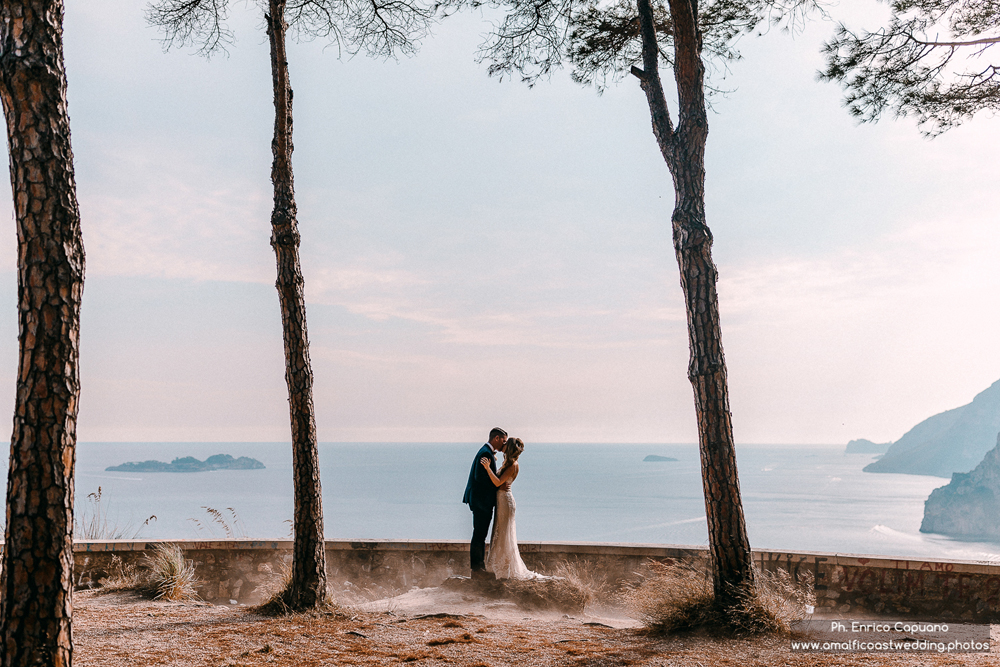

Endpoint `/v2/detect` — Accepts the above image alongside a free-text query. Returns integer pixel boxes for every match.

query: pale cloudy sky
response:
[0,0,996,444]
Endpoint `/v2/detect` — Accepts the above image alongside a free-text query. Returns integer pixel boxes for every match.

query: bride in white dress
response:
[478,437,542,580]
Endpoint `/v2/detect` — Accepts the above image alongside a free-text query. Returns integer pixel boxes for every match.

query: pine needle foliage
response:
[820,0,1000,134]
[437,0,819,92]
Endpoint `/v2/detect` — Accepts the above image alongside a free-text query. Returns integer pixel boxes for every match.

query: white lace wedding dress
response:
[485,486,541,580]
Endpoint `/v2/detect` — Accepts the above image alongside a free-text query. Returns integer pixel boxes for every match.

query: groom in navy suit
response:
[463,427,507,577]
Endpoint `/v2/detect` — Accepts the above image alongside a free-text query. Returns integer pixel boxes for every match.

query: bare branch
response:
[147,0,435,60]
[146,0,236,56]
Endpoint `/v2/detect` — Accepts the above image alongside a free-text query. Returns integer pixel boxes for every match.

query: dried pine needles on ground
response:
[73,590,998,666]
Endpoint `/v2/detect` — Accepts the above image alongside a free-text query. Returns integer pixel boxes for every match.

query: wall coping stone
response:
[63,539,1000,574]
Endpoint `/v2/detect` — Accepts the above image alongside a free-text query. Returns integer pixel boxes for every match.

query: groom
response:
[463,427,507,577]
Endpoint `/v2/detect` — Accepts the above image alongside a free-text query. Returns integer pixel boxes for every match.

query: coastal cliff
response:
[920,433,1000,538]
[864,379,1000,478]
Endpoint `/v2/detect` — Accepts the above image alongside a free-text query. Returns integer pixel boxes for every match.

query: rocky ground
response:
[74,588,1000,666]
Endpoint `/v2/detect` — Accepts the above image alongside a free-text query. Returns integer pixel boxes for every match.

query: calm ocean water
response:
[52,442,1000,562]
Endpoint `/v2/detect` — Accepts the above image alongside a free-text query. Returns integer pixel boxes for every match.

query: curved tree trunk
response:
[634,0,754,608]
[266,0,328,609]
[0,0,84,663]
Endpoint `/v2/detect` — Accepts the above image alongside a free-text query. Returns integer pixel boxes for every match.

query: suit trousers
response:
[470,507,494,571]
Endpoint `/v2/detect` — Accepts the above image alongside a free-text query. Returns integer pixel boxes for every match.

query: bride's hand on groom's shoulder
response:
[479,456,490,468]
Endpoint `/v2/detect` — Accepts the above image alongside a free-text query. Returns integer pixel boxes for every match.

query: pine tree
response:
[439,0,815,610]
[148,0,432,609]
[0,0,85,662]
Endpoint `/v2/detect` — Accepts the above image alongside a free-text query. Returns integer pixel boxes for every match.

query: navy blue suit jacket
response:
[463,443,497,513]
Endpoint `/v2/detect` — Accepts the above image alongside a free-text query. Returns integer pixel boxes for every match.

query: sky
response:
[0,0,997,445]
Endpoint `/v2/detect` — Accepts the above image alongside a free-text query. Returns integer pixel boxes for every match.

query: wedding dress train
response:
[485,487,540,580]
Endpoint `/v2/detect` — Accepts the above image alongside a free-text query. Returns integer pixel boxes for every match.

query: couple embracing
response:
[462,427,541,581]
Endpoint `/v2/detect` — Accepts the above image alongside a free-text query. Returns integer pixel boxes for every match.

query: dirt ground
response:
[74,588,1000,666]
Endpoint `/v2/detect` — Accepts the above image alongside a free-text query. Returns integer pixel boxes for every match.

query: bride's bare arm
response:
[479,457,516,487]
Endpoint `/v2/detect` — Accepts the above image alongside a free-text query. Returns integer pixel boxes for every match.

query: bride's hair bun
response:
[505,437,525,461]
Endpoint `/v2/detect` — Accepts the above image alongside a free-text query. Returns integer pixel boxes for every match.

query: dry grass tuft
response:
[726,567,815,636]
[499,576,589,613]
[140,543,200,601]
[625,560,716,633]
[625,559,813,637]
[552,559,612,606]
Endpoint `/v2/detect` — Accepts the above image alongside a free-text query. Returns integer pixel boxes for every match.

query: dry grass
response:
[498,575,590,613]
[625,560,814,636]
[552,558,613,606]
[140,543,200,601]
[97,555,144,592]
[76,487,156,540]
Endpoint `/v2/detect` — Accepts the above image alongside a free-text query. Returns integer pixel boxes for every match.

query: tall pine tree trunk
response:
[266,0,328,609]
[0,0,84,663]
[635,0,754,607]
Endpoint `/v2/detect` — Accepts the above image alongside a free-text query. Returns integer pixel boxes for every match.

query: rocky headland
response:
[106,454,265,473]
[863,379,1000,478]
[844,439,891,454]
[921,433,1000,538]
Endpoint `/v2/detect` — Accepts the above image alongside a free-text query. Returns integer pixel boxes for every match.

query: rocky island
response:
[863,379,1000,478]
[106,454,265,473]
[643,455,678,462]
[921,433,1000,538]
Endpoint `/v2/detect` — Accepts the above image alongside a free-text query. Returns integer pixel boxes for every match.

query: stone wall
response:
[72,540,1000,621]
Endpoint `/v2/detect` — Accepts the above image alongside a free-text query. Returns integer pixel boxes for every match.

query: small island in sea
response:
[643,454,678,462]
[106,454,265,473]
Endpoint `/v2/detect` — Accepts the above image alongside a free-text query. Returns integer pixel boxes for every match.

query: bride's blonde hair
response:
[499,437,524,476]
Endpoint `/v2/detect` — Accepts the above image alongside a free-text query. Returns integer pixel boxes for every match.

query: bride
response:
[478,437,542,580]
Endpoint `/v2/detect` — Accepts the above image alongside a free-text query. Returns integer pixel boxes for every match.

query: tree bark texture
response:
[266,0,328,609]
[634,0,754,606]
[0,0,84,664]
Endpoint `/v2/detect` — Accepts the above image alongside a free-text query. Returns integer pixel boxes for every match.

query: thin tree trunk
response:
[0,0,84,663]
[266,0,327,609]
[634,0,754,607]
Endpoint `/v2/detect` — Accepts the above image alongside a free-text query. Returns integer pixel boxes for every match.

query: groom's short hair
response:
[489,427,507,441]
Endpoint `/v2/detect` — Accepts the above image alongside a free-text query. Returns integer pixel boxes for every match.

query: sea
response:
[55,442,1000,563]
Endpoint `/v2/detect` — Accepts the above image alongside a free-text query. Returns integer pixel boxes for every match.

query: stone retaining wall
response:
[72,540,1000,621]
